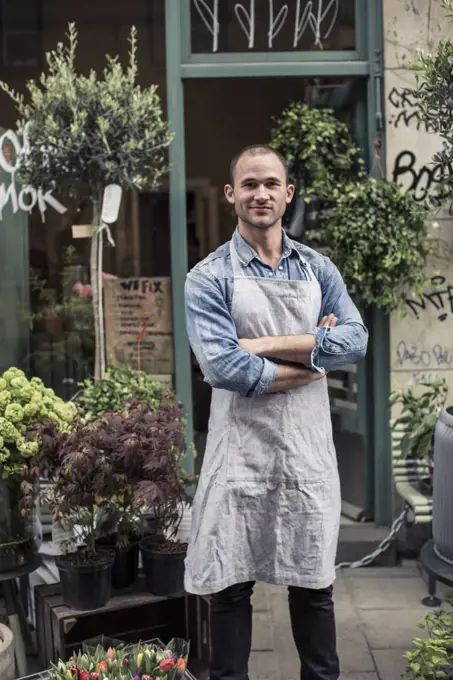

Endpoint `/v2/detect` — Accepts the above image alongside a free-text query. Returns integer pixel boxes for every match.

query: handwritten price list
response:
[104,277,174,374]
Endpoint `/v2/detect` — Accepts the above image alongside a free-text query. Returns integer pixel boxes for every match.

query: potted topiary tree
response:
[0,367,76,572]
[0,23,173,381]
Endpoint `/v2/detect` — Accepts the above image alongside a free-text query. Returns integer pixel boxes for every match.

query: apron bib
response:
[184,238,341,595]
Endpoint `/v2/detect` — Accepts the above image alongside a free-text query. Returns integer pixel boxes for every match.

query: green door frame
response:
[165,0,391,525]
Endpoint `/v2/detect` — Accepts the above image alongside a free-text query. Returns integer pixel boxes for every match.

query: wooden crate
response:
[34,579,209,675]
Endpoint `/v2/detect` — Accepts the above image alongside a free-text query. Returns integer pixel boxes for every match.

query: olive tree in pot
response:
[0,23,172,381]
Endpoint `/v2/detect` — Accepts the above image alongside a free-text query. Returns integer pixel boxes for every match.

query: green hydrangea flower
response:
[10,377,28,390]
[0,367,77,480]
[23,402,39,418]
[5,403,24,423]
[3,368,25,384]
[0,417,21,444]
[17,439,39,457]
[0,448,10,463]
[0,391,12,410]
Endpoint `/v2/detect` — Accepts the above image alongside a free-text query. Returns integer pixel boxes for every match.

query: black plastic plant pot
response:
[82,634,126,654]
[0,479,36,572]
[140,537,187,596]
[56,550,115,611]
[0,536,34,572]
[96,534,140,589]
[112,542,139,589]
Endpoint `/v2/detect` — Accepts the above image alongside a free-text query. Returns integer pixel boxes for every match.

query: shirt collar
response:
[232,226,298,266]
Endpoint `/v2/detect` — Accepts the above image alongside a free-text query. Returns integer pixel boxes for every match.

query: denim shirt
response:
[185,228,368,398]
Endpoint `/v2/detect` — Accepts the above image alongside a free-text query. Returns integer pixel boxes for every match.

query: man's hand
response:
[319,314,338,328]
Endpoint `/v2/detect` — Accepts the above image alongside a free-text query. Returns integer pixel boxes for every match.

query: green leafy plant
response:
[389,378,448,461]
[323,178,432,312]
[75,365,167,423]
[408,0,453,207]
[404,602,453,679]
[0,367,76,480]
[270,102,364,200]
[0,23,173,380]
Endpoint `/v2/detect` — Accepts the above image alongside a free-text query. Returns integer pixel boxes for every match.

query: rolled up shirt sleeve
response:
[185,268,278,397]
[309,257,369,372]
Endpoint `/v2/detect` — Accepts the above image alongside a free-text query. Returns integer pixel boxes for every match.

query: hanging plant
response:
[0,23,173,380]
[323,178,432,312]
[270,101,365,200]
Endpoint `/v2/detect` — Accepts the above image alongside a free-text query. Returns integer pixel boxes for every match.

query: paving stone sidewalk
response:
[249,560,450,680]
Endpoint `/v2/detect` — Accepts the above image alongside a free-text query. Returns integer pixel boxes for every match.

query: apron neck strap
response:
[229,237,246,277]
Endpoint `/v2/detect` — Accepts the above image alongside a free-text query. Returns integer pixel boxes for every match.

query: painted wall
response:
[384,0,453,396]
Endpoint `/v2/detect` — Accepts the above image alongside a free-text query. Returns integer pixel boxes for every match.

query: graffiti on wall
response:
[387,87,434,132]
[405,275,453,321]
[388,86,452,210]
[392,150,452,204]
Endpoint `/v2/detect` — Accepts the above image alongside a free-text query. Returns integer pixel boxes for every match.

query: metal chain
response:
[335,505,409,570]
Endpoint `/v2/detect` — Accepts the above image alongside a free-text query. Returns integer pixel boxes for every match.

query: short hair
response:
[229,144,289,185]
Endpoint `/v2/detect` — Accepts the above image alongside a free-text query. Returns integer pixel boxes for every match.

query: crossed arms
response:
[184,258,368,398]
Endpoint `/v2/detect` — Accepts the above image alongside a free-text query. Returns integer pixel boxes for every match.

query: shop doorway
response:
[183,76,369,519]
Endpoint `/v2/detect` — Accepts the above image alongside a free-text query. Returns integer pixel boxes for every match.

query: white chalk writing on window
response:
[191,0,341,52]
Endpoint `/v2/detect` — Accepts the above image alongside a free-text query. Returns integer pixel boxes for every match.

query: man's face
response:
[225,152,295,230]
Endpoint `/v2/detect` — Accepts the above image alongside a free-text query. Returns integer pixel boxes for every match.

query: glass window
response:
[0,0,169,398]
[190,0,356,53]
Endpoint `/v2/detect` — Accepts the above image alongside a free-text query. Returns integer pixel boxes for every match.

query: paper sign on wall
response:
[104,277,174,374]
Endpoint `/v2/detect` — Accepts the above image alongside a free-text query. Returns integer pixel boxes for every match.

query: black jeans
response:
[209,581,339,680]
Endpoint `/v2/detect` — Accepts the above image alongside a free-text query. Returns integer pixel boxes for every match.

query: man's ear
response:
[286,184,296,203]
[224,184,235,204]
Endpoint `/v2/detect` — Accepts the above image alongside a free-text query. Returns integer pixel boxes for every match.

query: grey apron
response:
[184,238,341,595]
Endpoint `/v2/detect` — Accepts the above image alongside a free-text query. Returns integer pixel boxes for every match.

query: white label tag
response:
[101,184,122,224]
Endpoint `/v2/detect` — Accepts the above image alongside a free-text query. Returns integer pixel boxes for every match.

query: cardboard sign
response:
[104,277,174,373]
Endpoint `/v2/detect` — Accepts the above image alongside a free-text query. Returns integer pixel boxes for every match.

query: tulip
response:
[97,660,107,672]
[106,647,116,660]
[160,658,176,672]
[89,674,100,680]
[143,675,153,680]
[80,671,90,680]
[137,652,144,667]
[177,657,187,675]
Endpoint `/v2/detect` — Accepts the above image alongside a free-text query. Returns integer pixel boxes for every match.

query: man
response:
[184,144,368,680]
